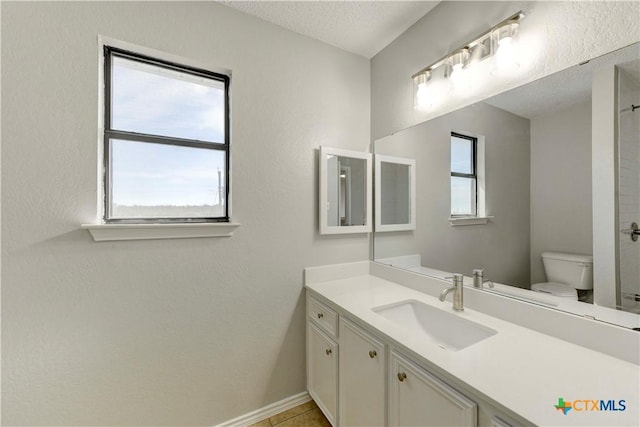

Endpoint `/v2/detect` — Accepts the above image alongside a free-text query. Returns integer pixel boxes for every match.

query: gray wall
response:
[1,2,370,425]
[592,66,618,308]
[375,103,531,287]
[530,101,593,283]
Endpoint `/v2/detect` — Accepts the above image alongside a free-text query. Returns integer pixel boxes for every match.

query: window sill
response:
[81,222,241,242]
[449,216,494,226]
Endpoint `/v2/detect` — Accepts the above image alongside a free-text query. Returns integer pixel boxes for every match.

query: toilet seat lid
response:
[531,282,577,298]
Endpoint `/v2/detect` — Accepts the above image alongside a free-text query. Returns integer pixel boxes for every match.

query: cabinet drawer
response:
[308,296,338,337]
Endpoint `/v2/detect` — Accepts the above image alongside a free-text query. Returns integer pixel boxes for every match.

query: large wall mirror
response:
[319,146,372,234]
[373,42,640,329]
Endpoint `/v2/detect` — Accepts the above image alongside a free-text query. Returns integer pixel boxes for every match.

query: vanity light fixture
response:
[412,11,524,110]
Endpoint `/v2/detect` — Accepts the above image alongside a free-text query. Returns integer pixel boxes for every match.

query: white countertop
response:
[306,274,640,427]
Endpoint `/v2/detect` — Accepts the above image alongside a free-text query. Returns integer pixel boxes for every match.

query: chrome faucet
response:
[440,273,464,311]
[472,269,494,289]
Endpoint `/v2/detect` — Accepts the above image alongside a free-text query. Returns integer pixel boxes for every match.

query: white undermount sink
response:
[372,299,497,351]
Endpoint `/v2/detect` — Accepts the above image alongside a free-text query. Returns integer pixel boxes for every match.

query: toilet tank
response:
[541,251,593,290]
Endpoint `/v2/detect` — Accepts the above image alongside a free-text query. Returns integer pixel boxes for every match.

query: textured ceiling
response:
[219,1,440,58]
[486,43,640,120]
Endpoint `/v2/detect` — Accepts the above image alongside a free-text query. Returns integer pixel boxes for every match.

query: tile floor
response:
[248,400,330,427]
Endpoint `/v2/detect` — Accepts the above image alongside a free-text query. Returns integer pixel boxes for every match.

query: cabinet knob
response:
[325,349,332,356]
[397,372,407,382]
[317,313,324,319]
[369,350,377,359]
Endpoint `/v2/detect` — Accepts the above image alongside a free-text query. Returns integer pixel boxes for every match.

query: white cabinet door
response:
[308,322,338,425]
[389,351,477,427]
[339,319,386,426]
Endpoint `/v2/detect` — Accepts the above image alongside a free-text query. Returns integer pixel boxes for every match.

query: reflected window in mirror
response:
[451,133,478,216]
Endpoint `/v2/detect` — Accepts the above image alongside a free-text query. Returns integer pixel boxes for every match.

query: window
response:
[103,46,230,223]
[450,132,477,216]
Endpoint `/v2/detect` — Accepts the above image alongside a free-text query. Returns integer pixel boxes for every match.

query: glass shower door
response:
[617,66,640,314]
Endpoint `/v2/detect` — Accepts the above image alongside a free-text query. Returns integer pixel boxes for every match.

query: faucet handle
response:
[444,273,464,285]
[484,279,495,288]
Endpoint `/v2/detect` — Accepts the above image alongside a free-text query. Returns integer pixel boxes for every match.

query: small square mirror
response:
[375,154,416,232]
[319,147,372,234]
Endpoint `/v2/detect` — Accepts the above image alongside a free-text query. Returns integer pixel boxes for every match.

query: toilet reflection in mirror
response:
[531,252,593,302]
[319,147,372,235]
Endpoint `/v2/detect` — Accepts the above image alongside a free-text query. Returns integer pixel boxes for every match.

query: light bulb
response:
[414,71,437,110]
[491,20,520,76]
[495,37,519,72]
[416,82,430,108]
[449,64,465,85]
[446,48,470,92]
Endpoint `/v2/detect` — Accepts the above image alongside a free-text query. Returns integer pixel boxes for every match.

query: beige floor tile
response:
[273,408,330,427]
[269,400,317,425]
[248,419,272,427]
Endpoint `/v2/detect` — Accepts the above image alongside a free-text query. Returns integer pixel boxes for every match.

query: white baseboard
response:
[215,391,312,427]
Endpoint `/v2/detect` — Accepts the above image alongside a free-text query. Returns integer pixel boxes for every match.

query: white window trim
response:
[82,36,239,241]
[82,222,241,242]
[449,216,494,226]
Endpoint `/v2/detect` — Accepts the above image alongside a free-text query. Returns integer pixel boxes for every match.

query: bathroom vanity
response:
[305,261,640,427]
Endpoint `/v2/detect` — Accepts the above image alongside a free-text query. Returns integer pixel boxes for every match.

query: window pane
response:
[110,139,226,219]
[451,135,473,174]
[451,176,476,216]
[111,56,226,143]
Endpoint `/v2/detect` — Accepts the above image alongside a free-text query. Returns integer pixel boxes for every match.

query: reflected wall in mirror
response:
[373,43,640,329]
[319,146,372,234]
[375,154,416,232]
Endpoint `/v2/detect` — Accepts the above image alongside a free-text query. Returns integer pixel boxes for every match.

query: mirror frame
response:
[319,146,372,235]
[374,154,416,232]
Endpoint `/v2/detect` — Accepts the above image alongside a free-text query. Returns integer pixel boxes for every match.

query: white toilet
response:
[531,251,593,301]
